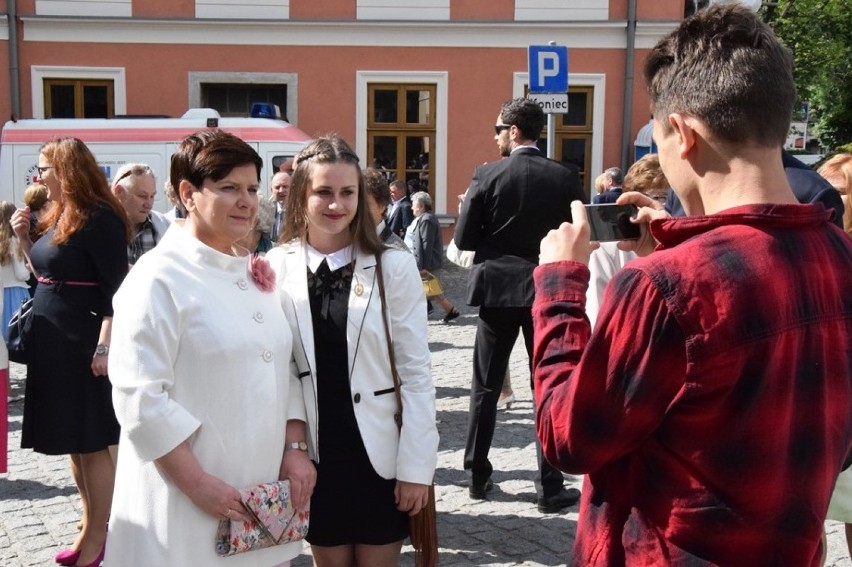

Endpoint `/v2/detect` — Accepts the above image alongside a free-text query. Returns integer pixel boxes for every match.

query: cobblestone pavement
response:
[2,263,851,566]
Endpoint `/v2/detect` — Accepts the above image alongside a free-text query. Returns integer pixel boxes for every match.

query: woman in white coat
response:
[266,135,438,567]
[105,130,315,566]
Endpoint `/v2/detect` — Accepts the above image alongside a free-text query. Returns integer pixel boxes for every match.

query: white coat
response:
[267,242,438,485]
[106,224,303,566]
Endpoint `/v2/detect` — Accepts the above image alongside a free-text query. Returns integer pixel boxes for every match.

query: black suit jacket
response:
[454,147,585,307]
[387,195,414,238]
[593,187,623,204]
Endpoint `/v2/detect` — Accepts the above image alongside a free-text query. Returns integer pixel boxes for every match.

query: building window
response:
[367,84,436,196]
[44,78,114,118]
[201,83,288,119]
[188,72,298,124]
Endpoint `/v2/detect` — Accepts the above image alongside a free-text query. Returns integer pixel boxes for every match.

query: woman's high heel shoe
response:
[496,392,515,410]
[54,548,80,566]
[74,543,105,567]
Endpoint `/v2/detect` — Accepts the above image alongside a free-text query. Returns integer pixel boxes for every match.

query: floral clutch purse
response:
[215,480,310,556]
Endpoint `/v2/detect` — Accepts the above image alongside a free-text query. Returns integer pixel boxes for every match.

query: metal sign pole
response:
[547,113,556,160]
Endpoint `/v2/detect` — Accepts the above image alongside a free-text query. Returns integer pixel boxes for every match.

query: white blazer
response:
[266,241,439,485]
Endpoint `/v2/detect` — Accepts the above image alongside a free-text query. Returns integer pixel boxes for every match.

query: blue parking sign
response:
[528,45,569,94]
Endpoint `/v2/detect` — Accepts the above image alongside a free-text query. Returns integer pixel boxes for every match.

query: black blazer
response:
[387,195,414,238]
[454,147,585,307]
[593,187,623,204]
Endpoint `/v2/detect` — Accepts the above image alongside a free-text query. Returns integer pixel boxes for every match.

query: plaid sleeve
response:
[532,261,688,474]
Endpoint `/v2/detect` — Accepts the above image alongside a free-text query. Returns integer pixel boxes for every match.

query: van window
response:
[271,155,294,173]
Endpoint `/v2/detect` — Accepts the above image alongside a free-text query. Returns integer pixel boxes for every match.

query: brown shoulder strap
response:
[375,252,403,430]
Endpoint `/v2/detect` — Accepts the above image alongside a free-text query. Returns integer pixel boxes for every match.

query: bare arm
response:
[156,440,249,521]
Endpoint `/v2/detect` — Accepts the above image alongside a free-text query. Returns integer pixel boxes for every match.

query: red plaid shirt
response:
[533,204,852,566]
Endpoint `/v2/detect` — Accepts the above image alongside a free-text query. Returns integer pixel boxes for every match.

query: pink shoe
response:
[74,543,105,567]
[54,549,80,566]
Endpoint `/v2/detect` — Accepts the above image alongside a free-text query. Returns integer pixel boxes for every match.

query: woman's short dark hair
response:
[363,168,392,208]
[170,130,263,202]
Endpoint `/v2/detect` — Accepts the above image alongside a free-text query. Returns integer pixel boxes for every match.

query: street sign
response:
[528,93,569,114]
[528,45,569,94]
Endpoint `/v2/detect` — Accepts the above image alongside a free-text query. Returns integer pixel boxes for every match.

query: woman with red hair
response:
[11,137,129,567]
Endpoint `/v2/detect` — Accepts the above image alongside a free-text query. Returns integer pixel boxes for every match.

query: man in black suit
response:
[592,167,624,204]
[454,97,586,513]
[386,179,414,238]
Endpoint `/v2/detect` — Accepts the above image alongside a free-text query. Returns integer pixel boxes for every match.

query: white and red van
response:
[0,108,311,209]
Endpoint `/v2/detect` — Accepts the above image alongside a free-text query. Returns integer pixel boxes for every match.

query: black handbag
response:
[7,297,34,364]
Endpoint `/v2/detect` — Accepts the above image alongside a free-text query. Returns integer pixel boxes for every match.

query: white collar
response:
[305,243,354,273]
[511,143,539,154]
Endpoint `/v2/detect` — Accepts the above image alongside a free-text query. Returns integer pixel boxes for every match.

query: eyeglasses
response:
[36,166,53,176]
[494,124,512,136]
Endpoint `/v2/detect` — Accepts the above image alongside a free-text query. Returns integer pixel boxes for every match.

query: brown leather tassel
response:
[409,484,438,567]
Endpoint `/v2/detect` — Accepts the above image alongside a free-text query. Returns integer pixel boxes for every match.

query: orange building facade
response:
[0,0,682,226]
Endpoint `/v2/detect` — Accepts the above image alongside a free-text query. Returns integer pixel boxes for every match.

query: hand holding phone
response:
[584,204,640,242]
[539,201,597,266]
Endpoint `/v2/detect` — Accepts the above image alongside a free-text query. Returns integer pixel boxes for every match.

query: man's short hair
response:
[500,97,546,141]
[112,163,154,190]
[363,168,392,208]
[643,4,795,148]
[605,167,624,185]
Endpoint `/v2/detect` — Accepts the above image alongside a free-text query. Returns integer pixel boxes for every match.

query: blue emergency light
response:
[250,103,282,119]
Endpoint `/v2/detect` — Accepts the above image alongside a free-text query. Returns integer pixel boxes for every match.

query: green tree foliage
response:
[761,0,852,150]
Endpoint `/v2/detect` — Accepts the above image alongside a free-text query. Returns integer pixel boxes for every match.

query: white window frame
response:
[513,72,605,182]
[31,66,126,119]
[356,71,448,214]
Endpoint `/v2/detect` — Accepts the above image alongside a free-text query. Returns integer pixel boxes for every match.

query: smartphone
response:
[584,204,641,242]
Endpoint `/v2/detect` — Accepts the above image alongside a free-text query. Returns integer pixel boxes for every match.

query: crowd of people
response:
[1,4,852,567]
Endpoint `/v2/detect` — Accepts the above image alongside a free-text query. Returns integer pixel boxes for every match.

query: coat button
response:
[237,278,248,290]
[253,312,264,323]
[353,393,361,403]
[262,350,273,362]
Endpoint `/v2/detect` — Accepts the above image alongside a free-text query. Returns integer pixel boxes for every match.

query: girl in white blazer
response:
[266,135,438,567]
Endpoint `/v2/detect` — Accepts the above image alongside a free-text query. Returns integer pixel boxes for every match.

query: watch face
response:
[96,345,109,355]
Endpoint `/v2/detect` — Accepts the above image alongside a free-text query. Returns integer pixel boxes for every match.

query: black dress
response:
[21,206,128,455]
[305,260,408,546]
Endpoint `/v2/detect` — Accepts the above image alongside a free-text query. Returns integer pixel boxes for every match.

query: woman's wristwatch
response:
[94,344,110,356]
[285,441,308,452]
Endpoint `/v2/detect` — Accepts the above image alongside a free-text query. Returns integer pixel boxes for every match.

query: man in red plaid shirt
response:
[532,5,852,566]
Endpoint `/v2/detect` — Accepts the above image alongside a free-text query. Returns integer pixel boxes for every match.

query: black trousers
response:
[463,305,565,498]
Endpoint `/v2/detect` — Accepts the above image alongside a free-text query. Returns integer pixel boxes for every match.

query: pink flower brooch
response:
[249,254,276,293]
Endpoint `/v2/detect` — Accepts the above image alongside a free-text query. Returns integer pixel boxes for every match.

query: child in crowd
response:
[0,201,31,340]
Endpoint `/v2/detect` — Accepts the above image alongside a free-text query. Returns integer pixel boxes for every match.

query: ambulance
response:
[0,108,312,210]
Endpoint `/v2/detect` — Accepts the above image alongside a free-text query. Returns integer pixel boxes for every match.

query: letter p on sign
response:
[528,45,569,94]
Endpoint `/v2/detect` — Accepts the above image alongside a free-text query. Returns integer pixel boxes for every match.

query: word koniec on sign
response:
[528,93,569,114]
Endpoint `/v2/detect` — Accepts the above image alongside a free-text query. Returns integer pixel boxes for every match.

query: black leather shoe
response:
[537,487,581,513]
[469,479,494,500]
